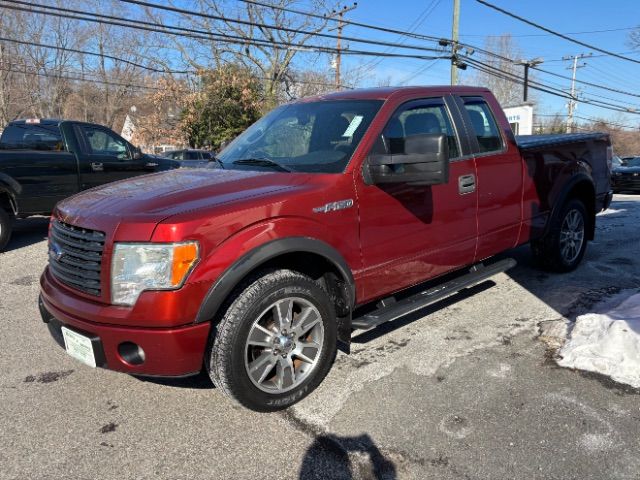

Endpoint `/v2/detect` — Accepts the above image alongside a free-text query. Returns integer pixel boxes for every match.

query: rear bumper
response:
[39,291,211,377]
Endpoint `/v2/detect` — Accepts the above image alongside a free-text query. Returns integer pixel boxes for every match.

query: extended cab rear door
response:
[356,95,479,302]
[453,94,523,261]
[75,124,151,188]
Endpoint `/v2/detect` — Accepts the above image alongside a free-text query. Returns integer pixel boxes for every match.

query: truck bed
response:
[516,132,609,151]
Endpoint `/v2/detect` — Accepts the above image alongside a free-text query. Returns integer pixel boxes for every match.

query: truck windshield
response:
[217,100,383,173]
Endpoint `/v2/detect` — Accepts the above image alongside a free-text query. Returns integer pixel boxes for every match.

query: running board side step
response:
[351,258,517,331]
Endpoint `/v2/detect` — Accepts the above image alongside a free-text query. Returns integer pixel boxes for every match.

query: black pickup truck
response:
[0,119,179,250]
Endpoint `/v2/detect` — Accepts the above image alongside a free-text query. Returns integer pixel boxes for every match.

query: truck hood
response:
[55,168,307,233]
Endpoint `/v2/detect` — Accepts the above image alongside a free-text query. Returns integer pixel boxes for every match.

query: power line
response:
[0,36,191,74]
[533,65,640,99]
[117,0,445,55]
[468,47,640,101]
[238,0,445,44]
[4,0,636,118]
[354,0,442,76]
[545,51,640,62]
[0,65,161,90]
[0,1,448,63]
[573,115,639,130]
[460,26,638,38]
[235,0,640,105]
[461,56,640,114]
[475,0,640,65]
[2,62,351,92]
[399,59,439,85]
[535,113,639,130]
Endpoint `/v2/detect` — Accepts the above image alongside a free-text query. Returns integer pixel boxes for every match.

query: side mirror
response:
[133,147,143,160]
[366,133,450,186]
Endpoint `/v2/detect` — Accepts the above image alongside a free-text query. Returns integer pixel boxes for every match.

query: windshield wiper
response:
[232,157,292,172]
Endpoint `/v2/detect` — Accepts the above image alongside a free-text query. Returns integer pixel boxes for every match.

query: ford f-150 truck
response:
[39,86,613,411]
[0,119,179,250]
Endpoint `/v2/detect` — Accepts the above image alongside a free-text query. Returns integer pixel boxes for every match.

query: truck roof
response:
[299,85,492,103]
[8,118,63,126]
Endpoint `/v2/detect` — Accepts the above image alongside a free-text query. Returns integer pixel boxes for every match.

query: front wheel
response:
[531,199,588,272]
[207,269,337,412]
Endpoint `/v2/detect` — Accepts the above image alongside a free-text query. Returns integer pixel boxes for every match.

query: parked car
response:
[612,156,640,193]
[612,155,625,168]
[39,86,612,411]
[0,119,180,250]
[163,149,218,168]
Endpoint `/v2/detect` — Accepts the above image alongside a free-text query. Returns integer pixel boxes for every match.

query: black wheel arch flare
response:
[194,237,356,332]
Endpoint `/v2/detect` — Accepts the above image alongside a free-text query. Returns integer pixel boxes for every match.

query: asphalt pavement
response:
[1,195,640,480]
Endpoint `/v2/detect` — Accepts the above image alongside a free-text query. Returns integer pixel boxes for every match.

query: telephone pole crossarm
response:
[515,57,543,102]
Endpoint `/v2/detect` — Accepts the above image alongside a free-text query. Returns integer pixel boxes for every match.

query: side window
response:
[81,127,129,159]
[379,100,460,159]
[462,97,503,154]
[186,151,200,160]
[0,124,65,151]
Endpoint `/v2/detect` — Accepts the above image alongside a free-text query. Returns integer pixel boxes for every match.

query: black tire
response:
[207,269,337,412]
[531,199,588,272]
[0,207,12,252]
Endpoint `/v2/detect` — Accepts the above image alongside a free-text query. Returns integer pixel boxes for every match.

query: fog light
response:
[118,342,145,365]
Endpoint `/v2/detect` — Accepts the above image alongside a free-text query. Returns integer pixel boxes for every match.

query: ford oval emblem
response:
[50,242,64,261]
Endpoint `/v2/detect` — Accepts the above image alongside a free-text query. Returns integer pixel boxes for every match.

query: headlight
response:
[111,242,199,306]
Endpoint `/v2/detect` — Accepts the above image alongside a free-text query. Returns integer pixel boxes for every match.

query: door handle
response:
[458,174,476,194]
[90,162,104,172]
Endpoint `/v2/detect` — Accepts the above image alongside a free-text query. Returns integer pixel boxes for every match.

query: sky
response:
[325,0,640,127]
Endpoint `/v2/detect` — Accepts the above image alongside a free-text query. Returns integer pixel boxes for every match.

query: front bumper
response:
[39,279,211,377]
[612,175,640,192]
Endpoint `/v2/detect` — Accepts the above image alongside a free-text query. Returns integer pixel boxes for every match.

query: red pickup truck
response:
[39,86,612,411]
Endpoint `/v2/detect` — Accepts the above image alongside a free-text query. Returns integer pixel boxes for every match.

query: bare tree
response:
[583,117,640,156]
[464,34,535,106]
[151,0,337,108]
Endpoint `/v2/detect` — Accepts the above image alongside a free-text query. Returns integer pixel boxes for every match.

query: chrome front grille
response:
[48,220,105,296]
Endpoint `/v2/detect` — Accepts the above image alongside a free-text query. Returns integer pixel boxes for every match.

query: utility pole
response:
[563,53,591,133]
[330,3,357,89]
[450,0,460,85]
[515,58,543,102]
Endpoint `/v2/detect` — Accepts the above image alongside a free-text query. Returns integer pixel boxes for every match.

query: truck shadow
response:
[134,370,215,389]
[4,217,50,252]
[299,433,396,480]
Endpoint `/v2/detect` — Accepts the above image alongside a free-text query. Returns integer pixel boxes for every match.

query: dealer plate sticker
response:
[61,327,96,368]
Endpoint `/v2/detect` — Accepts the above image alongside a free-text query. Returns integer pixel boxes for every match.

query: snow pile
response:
[558,293,640,388]
[596,208,625,217]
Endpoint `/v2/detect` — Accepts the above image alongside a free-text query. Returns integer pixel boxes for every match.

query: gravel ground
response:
[1,195,640,480]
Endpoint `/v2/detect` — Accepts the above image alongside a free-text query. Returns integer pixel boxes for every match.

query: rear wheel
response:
[531,199,588,272]
[0,207,12,252]
[207,269,337,412]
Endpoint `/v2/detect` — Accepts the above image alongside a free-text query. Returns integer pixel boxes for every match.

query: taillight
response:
[606,146,613,172]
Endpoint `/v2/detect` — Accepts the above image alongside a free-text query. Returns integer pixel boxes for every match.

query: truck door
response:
[356,97,478,303]
[454,95,523,260]
[76,124,150,189]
